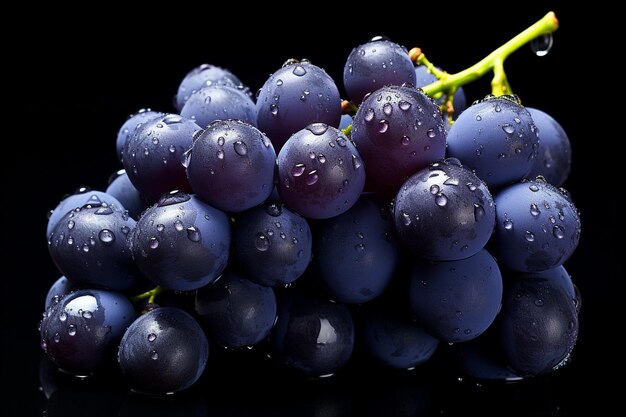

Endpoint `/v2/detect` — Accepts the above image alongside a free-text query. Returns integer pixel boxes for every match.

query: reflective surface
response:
[4,5,617,416]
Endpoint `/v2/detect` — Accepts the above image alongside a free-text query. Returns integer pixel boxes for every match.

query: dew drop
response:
[398,100,412,111]
[216,149,225,160]
[474,204,485,221]
[503,219,514,230]
[233,140,248,156]
[495,104,502,112]
[401,135,410,145]
[68,325,77,336]
[276,79,283,86]
[426,128,436,138]
[530,203,541,217]
[255,233,270,251]
[529,184,539,192]
[429,184,440,195]
[378,120,389,133]
[98,229,115,244]
[82,310,92,319]
[149,237,159,249]
[466,183,477,191]
[174,220,184,231]
[59,312,67,322]
[308,123,329,135]
[352,154,362,169]
[270,104,279,116]
[292,65,307,76]
[444,177,459,186]
[355,243,366,252]
[306,171,319,185]
[531,33,553,57]
[217,136,225,146]
[475,115,482,121]
[382,103,393,116]
[82,244,90,252]
[67,220,75,230]
[186,226,201,242]
[291,163,306,177]
[525,231,535,242]
[433,193,448,207]
[156,224,165,232]
[151,351,159,360]
[552,225,565,239]
[148,333,157,342]
[502,124,515,134]
[534,299,544,307]
[400,211,411,226]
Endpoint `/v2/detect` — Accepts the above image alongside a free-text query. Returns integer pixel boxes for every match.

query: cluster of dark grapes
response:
[41,36,580,395]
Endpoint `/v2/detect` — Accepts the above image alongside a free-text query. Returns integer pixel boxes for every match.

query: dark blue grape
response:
[446,96,539,189]
[526,107,571,186]
[233,202,312,287]
[414,65,467,115]
[394,159,495,261]
[256,61,341,151]
[409,249,503,343]
[48,205,142,292]
[116,109,162,162]
[130,192,231,291]
[360,306,439,369]
[271,290,354,377]
[351,85,446,195]
[106,170,147,219]
[343,38,416,103]
[276,123,365,219]
[492,180,581,272]
[175,63,245,111]
[186,120,276,212]
[123,114,199,202]
[40,289,136,374]
[314,194,399,304]
[180,85,256,128]
[118,307,209,394]
[47,188,124,236]
[497,266,579,376]
[195,271,277,348]
[44,276,75,310]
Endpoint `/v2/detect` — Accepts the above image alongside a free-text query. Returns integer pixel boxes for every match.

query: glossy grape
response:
[394,159,495,260]
[40,289,136,373]
[492,179,581,272]
[446,96,539,189]
[106,170,146,219]
[351,85,446,195]
[130,192,231,291]
[409,249,503,343]
[343,37,416,103]
[195,271,277,349]
[233,202,312,287]
[314,194,399,303]
[123,114,199,202]
[175,63,245,111]
[48,205,142,292]
[256,61,341,151]
[118,307,209,394]
[44,276,75,310]
[116,109,162,162]
[186,120,275,212]
[276,123,365,219]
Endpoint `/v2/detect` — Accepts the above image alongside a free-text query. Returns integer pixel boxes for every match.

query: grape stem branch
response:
[132,286,163,304]
[411,11,559,99]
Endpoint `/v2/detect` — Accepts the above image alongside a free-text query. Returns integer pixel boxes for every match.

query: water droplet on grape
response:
[98,229,115,244]
[67,220,75,230]
[186,226,201,242]
[255,233,270,251]
[383,103,392,116]
[553,225,565,239]
[430,184,440,195]
[292,164,306,177]
[306,171,319,185]
[399,100,412,111]
[378,120,389,133]
[270,104,279,116]
[151,351,159,360]
[401,136,410,145]
[148,333,157,342]
[292,65,307,76]
[400,211,411,226]
[531,33,553,57]
[68,325,77,336]
[503,219,513,230]
[149,237,159,249]
[525,231,535,242]
[474,204,485,221]
[233,140,248,156]
[502,124,515,134]
[435,193,448,207]
[530,204,541,217]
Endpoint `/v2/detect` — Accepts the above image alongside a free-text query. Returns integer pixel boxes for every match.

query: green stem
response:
[421,11,559,98]
[132,286,164,304]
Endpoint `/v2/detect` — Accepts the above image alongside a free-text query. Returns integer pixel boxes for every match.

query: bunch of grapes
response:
[40,12,581,394]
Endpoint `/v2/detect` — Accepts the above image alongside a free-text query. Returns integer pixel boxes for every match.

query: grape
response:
[343,37,416,103]
[496,266,579,376]
[116,109,162,162]
[48,204,142,292]
[123,114,199,202]
[256,61,341,151]
[118,307,209,394]
[195,271,277,349]
[47,187,125,237]
[106,169,147,219]
[360,306,439,369]
[526,107,572,186]
[40,289,136,374]
[492,179,581,272]
[351,85,446,195]
[175,63,245,111]
[394,159,496,261]
[409,249,503,343]
[186,120,276,212]
[180,84,256,128]
[446,95,540,189]
[414,65,467,114]
[129,192,231,291]
[44,276,75,310]
[314,194,399,304]
[276,123,365,219]
[271,290,354,377]
[233,202,312,287]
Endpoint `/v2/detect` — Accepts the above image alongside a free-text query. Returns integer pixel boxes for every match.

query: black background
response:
[3,4,620,416]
